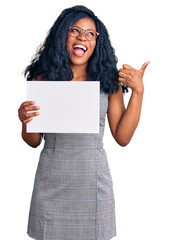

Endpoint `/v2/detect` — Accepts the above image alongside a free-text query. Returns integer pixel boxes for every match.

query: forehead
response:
[72,17,96,30]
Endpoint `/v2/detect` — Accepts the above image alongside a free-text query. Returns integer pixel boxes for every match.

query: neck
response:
[70,63,88,81]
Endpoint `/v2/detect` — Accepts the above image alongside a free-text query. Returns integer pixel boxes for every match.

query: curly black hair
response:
[24,5,128,94]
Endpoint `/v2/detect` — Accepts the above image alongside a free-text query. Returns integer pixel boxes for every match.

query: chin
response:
[70,57,89,66]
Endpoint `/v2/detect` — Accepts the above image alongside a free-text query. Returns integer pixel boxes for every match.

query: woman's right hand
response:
[18,101,40,124]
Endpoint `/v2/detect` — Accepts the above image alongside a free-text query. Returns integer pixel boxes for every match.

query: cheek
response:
[89,43,96,55]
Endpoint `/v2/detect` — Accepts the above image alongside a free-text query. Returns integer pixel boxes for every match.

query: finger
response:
[19,111,39,123]
[24,106,40,112]
[139,61,150,73]
[23,117,34,124]
[122,64,135,70]
[119,71,127,78]
[18,101,36,112]
[118,77,127,85]
[19,107,39,119]
[25,112,39,118]
[119,68,132,74]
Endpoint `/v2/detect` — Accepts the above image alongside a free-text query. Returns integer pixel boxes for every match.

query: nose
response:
[77,29,87,41]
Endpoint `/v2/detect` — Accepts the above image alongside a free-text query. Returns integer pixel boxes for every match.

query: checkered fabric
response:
[27,91,116,240]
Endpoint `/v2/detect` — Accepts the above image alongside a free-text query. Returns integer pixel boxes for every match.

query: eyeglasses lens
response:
[69,26,97,40]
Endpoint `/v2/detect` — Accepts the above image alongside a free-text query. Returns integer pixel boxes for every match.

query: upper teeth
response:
[73,45,87,51]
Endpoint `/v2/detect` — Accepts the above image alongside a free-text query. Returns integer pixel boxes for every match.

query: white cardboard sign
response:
[26,81,100,133]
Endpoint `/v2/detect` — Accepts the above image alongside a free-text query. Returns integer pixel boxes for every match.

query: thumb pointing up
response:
[139,61,151,74]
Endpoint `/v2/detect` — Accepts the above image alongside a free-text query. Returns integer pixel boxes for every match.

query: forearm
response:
[22,123,42,148]
[115,91,144,146]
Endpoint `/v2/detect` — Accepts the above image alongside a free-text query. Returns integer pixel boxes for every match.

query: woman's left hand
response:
[118,61,150,94]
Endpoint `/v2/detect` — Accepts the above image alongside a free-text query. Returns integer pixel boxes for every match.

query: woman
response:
[18,5,150,240]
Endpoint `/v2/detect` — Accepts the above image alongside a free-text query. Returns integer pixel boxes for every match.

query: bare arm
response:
[107,61,150,147]
[21,122,42,148]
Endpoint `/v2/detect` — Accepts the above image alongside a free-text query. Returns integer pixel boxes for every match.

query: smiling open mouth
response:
[72,44,88,57]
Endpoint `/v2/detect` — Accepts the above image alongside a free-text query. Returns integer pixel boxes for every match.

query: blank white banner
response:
[26,81,100,133]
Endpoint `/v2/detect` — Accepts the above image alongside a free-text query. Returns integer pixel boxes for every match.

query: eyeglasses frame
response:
[68,26,99,41]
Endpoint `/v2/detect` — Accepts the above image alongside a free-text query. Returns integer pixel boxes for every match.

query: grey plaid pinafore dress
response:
[27,90,116,240]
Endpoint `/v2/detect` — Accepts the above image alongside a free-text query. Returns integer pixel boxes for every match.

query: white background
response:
[0,0,168,239]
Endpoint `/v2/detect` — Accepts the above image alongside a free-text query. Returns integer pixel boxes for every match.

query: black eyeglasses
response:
[68,26,99,41]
